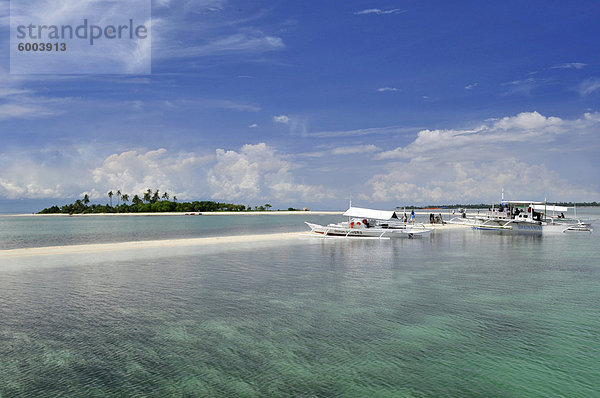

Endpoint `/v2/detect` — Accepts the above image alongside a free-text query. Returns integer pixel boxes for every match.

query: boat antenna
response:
[544,197,547,222]
[501,187,504,203]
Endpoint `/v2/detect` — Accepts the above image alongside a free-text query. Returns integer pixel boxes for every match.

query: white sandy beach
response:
[0,232,304,258]
[6,211,344,217]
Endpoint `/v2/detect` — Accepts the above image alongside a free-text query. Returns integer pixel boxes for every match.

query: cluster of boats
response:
[447,200,593,233]
[305,199,593,239]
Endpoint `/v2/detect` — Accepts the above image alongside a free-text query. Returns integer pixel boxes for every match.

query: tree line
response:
[38,189,289,214]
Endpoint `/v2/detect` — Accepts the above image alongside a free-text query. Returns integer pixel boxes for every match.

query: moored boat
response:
[305,206,433,238]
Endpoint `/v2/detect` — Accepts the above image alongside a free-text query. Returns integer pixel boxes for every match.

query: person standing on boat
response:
[410,210,415,223]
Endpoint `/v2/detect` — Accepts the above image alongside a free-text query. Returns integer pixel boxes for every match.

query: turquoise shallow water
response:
[0,213,342,250]
[0,212,599,396]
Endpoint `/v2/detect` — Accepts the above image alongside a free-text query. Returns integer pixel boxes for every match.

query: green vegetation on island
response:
[38,189,302,214]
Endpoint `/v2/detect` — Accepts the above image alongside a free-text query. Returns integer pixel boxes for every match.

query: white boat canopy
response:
[532,204,569,212]
[343,207,399,220]
[502,200,544,205]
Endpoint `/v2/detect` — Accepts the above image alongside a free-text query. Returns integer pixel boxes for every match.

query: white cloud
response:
[578,78,600,96]
[377,111,566,160]
[249,123,258,128]
[355,8,405,15]
[500,78,545,96]
[309,125,418,138]
[365,111,600,204]
[0,148,89,199]
[0,88,32,97]
[0,104,44,120]
[162,32,285,59]
[331,145,380,155]
[552,62,586,69]
[0,144,334,204]
[207,143,332,202]
[273,115,290,124]
[0,69,59,121]
[195,33,284,55]
[91,148,213,200]
[363,158,598,204]
[10,0,152,74]
[464,83,478,90]
[377,87,398,92]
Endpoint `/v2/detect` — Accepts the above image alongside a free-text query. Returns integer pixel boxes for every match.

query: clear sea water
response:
[0,210,599,397]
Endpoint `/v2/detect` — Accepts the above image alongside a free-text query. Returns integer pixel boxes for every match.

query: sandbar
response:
[0,232,303,258]
[0,223,470,259]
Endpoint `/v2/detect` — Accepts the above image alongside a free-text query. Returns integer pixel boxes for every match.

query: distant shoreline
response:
[2,211,344,217]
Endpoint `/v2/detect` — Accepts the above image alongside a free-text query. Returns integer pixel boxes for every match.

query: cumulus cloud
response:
[377,111,566,160]
[363,158,598,204]
[0,147,215,200]
[365,111,600,204]
[207,143,333,202]
[91,148,213,200]
[377,87,398,92]
[0,144,335,205]
[0,148,89,199]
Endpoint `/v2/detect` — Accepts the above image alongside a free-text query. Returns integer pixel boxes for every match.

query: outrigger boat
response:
[448,199,593,233]
[305,206,433,239]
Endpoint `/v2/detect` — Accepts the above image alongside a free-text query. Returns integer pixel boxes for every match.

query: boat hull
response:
[451,218,592,234]
[305,222,432,238]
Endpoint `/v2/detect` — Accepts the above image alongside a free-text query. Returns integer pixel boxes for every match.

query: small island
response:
[38,189,302,214]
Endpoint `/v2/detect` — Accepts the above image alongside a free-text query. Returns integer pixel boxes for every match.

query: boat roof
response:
[502,200,544,205]
[532,204,569,212]
[343,207,399,220]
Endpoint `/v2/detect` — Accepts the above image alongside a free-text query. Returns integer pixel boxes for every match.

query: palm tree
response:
[83,194,90,206]
[152,190,160,203]
[108,191,113,207]
[162,191,170,201]
[144,189,152,203]
[121,194,129,204]
[132,195,142,205]
[173,195,177,202]
[116,190,122,206]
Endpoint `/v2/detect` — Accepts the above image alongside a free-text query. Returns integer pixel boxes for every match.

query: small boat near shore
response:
[448,200,593,234]
[305,206,433,239]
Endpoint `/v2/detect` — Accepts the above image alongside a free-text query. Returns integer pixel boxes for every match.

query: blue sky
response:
[1,0,600,212]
